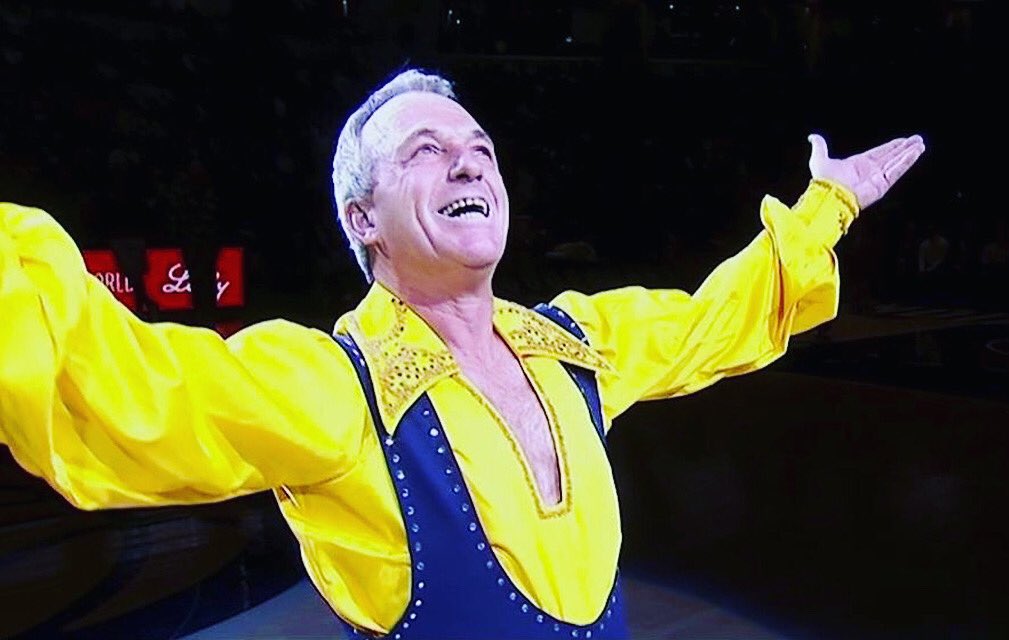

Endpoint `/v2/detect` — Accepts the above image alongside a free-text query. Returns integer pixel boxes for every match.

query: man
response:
[0,69,924,639]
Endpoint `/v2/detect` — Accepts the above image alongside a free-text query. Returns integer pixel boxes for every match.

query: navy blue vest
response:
[331,303,628,640]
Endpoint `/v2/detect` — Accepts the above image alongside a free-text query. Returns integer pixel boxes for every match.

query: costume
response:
[0,179,857,637]
[327,305,628,639]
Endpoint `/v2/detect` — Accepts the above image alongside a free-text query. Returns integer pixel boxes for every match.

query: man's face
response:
[354,91,509,286]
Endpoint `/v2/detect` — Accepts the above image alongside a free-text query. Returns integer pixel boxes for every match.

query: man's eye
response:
[416,144,439,156]
[475,146,493,158]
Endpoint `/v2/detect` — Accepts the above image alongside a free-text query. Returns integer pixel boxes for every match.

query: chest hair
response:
[457,344,561,505]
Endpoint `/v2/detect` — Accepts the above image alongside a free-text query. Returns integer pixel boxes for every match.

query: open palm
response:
[808,134,925,210]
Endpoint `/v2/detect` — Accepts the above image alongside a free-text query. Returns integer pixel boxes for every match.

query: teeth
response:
[438,197,489,218]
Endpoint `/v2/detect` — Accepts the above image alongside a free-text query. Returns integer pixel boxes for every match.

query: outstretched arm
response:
[0,203,367,509]
[555,134,925,427]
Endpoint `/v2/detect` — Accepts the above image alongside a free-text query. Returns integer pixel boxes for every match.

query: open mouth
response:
[437,197,490,219]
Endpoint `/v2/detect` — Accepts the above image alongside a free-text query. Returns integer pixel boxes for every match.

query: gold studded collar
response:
[332,283,612,433]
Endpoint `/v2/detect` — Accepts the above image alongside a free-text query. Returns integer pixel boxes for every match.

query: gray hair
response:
[332,69,456,282]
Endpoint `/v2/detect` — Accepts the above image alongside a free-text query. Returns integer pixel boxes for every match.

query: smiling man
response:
[0,69,924,639]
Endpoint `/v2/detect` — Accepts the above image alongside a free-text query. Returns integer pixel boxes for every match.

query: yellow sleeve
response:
[0,203,369,509]
[552,179,859,425]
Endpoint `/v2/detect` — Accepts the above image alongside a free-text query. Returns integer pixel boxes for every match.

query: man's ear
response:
[346,201,378,246]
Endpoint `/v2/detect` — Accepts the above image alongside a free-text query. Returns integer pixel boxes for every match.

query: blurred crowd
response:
[0,0,1001,327]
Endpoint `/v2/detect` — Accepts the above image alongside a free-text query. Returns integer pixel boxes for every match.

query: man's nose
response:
[448,149,483,182]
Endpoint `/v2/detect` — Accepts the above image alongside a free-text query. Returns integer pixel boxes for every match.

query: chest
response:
[469,361,549,434]
[459,352,561,503]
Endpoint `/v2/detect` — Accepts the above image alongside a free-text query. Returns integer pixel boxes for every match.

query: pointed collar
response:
[333,282,611,433]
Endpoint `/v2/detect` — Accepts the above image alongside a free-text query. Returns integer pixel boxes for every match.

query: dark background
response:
[1,1,1006,638]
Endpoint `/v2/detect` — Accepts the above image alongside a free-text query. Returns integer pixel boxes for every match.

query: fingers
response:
[867,134,925,163]
[865,137,907,161]
[882,143,925,183]
[808,134,829,161]
[863,138,925,208]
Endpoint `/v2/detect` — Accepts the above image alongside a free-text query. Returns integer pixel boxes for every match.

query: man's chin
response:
[436,256,500,286]
[461,252,503,273]
[443,243,503,272]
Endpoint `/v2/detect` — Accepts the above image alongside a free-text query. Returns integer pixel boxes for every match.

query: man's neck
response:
[375,274,498,364]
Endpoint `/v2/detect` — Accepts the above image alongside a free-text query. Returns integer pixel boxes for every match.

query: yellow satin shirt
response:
[0,179,857,634]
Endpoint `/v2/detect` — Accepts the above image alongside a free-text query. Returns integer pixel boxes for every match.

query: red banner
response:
[83,247,245,311]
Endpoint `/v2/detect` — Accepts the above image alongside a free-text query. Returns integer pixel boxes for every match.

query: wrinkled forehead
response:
[361,91,484,158]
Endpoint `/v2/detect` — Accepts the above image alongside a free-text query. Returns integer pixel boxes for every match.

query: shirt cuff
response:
[791,179,861,248]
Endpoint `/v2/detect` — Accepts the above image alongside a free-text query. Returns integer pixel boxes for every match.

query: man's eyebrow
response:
[395,127,494,153]
[397,128,438,152]
[471,129,494,145]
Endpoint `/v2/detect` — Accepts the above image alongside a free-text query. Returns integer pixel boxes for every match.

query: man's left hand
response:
[808,134,926,210]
